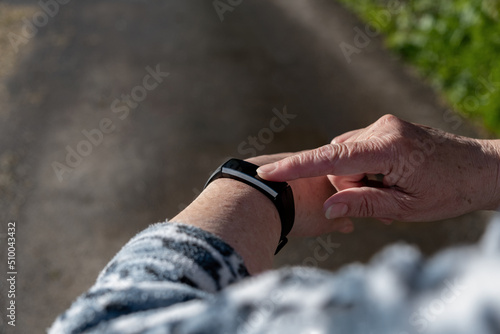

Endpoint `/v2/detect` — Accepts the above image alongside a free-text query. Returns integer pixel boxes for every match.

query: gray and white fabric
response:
[49,217,500,334]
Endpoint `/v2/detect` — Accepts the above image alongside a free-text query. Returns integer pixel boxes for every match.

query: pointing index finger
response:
[257,142,390,181]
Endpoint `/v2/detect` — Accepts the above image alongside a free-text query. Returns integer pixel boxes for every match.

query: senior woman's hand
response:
[257,115,500,223]
[172,153,351,274]
[247,153,353,236]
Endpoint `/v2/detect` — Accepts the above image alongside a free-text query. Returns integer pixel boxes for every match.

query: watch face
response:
[225,159,244,172]
[224,159,256,176]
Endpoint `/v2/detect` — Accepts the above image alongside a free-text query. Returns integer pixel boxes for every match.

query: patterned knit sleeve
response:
[48,221,250,334]
[49,218,500,334]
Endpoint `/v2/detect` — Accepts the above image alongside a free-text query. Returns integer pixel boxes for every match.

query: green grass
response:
[338,0,500,134]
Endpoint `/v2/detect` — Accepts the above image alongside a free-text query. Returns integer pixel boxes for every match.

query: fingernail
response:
[257,163,276,175]
[325,203,348,219]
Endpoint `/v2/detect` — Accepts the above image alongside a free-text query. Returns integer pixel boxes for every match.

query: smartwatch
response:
[204,158,295,254]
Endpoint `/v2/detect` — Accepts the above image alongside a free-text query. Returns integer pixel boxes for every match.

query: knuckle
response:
[378,114,399,125]
[375,115,408,138]
[281,151,318,170]
[310,144,346,167]
[282,154,304,169]
[358,196,376,217]
[393,193,415,220]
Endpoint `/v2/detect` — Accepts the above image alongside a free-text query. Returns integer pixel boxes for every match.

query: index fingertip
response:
[256,163,277,177]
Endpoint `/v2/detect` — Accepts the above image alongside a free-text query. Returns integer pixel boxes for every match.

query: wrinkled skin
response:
[247,154,354,236]
[258,115,500,223]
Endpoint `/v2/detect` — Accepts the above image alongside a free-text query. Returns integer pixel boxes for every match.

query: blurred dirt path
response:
[0,0,490,332]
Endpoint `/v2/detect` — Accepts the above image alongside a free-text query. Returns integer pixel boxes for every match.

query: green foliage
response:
[338,0,500,134]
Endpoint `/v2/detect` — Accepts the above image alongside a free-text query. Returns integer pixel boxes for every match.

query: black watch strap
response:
[204,158,295,254]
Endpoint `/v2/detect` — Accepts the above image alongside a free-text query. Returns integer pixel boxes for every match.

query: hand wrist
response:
[172,178,281,274]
